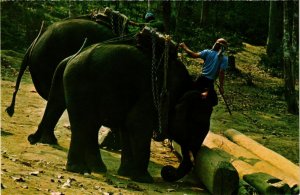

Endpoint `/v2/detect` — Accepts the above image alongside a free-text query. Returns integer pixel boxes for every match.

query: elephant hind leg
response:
[28,59,68,145]
[66,108,106,174]
[118,97,155,183]
[85,126,107,173]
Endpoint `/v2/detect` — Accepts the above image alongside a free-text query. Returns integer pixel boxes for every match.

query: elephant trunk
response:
[161,146,193,182]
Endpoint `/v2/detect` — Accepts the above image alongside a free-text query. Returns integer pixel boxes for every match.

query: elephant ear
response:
[178,90,202,105]
[174,90,202,121]
[171,91,202,141]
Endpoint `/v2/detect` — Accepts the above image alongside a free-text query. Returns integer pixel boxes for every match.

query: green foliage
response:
[1,1,270,52]
[259,54,284,78]
[179,27,244,54]
[1,50,25,82]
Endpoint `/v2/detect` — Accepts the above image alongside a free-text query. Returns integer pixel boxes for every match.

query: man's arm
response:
[179,42,200,58]
[218,69,225,95]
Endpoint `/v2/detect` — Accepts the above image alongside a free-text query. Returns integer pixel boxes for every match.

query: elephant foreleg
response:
[118,126,134,177]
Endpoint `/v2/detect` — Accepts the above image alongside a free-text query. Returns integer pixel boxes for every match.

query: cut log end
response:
[244,172,291,195]
[212,161,239,195]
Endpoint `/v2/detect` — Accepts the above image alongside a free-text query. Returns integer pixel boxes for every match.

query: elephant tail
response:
[6,21,45,117]
[161,146,194,182]
[68,37,88,62]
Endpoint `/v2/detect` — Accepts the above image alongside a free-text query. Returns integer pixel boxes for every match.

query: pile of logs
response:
[172,129,299,195]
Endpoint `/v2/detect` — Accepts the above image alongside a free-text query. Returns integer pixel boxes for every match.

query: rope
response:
[99,32,137,44]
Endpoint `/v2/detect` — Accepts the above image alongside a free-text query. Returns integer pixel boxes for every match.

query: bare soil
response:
[1,79,209,194]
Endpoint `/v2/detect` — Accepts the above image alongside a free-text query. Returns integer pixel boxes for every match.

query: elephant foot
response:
[87,161,107,173]
[66,162,91,174]
[39,134,58,145]
[28,133,41,145]
[84,152,107,173]
[117,166,133,177]
[28,132,57,145]
[131,171,154,183]
[118,167,153,183]
[161,165,178,182]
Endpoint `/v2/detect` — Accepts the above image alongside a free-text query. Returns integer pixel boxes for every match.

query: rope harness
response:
[90,8,129,37]
[109,10,128,37]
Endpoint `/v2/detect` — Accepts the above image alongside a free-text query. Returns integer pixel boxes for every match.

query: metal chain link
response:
[110,12,115,35]
[109,11,128,37]
[151,30,159,109]
[151,31,171,134]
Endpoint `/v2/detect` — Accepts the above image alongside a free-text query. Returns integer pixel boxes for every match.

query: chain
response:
[110,12,115,35]
[163,35,170,90]
[100,33,137,44]
[151,31,171,134]
[109,11,128,37]
[151,30,159,110]
[150,29,163,133]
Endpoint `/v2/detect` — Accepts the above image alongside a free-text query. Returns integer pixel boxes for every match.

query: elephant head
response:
[162,90,213,182]
[136,27,213,182]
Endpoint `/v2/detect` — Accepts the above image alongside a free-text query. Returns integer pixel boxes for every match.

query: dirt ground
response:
[1,80,210,194]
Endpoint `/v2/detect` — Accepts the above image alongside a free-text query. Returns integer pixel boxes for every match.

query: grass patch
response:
[1,50,31,82]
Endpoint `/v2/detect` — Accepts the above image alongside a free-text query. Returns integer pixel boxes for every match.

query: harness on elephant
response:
[148,28,171,140]
[90,7,129,37]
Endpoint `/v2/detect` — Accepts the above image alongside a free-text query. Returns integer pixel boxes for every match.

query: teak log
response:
[243,172,291,195]
[205,143,291,195]
[224,128,300,184]
[237,180,258,195]
[172,142,239,195]
[195,146,239,195]
[204,131,299,187]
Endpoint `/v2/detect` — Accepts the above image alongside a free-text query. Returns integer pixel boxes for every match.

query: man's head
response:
[145,12,155,22]
[212,38,228,52]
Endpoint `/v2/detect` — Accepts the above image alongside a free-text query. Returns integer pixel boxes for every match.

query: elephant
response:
[6,8,140,117]
[6,9,142,147]
[30,26,214,183]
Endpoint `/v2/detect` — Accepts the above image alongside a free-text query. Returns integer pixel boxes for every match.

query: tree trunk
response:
[200,0,209,27]
[283,1,298,114]
[266,1,283,56]
[162,1,171,34]
[68,0,77,18]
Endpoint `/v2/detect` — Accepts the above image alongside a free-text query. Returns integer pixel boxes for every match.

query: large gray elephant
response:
[31,27,214,183]
[6,8,140,117]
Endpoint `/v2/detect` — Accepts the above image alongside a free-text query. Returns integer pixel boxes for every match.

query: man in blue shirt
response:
[179,38,228,106]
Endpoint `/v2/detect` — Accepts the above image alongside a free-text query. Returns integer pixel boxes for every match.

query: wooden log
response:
[204,131,299,187]
[195,146,239,195]
[207,146,291,195]
[172,142,239,195]
[237,180,258,195]
[224,128,300,183]
[243,173,290,195]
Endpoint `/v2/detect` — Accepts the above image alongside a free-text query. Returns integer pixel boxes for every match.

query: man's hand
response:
[179,42,187,50]
[178,42,200,58]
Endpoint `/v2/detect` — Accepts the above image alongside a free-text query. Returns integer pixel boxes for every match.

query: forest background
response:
[1,1,299,162]
[1,1,299,113]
